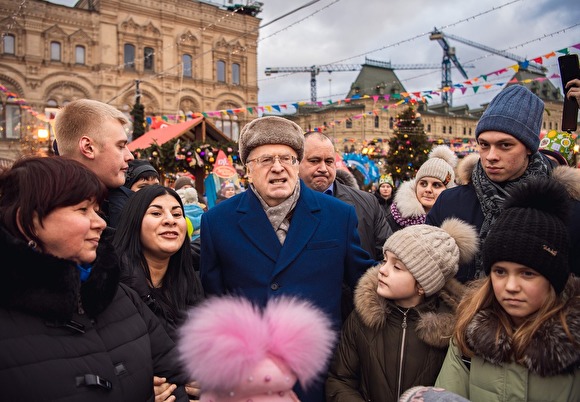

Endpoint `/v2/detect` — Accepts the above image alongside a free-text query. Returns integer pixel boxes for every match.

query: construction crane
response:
[264,57,473,103]
[430,28,548,104]
[429,30,470,105]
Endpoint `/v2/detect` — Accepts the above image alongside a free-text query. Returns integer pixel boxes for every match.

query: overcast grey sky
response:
[48,0,580,110]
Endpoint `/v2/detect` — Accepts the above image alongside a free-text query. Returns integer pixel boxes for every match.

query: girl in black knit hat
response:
[435,176,580,402]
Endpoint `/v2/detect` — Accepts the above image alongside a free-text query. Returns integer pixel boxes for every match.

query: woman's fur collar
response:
[354,266,464,348]
[466,276,580,377]
[0,226,120,321]
[392,179,425,218]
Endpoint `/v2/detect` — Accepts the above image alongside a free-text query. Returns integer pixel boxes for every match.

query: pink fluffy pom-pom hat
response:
[178,295,336,402]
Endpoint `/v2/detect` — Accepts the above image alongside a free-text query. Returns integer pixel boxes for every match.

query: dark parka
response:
[333,181,391,261]
[426,154,580,280]
[326,266,464,402]
[0,226,189,402]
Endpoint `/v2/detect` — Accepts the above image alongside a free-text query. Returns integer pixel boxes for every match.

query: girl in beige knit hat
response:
[326,218,478,402]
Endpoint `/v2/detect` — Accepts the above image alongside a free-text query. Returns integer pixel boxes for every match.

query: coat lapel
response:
[237,190,281,262]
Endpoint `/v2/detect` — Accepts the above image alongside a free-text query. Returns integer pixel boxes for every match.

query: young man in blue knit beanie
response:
[426,84,580,281]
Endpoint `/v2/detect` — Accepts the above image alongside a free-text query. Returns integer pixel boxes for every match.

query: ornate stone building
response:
[0,0,569,166]
[284,63,566,158]
[0,0,261,162]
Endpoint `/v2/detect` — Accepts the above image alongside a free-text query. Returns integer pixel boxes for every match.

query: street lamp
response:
[37,127,53,156]
[37,128,49,140]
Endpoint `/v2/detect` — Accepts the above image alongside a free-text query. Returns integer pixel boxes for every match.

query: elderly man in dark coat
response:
[200,116,375,402]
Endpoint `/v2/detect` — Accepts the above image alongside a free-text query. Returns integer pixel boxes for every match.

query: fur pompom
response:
[264,297,336,389]
[178,296,336,393]
[504,176,571,222]
[178,296,269,390]
[429,145,458,169]
[440,217,479,265]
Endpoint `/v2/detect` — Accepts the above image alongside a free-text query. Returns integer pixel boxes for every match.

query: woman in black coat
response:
[113,185,205,342]
[0,157,189,402]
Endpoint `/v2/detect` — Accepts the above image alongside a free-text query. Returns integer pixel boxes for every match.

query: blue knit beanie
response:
[475,85,544,153]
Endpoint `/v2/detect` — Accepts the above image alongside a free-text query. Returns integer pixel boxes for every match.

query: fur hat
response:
[383,218,478,296]
[178,296,335,402]
[415,145,458,188]
[124,159,158,189]
[539,130,577,167]
[238,116,305,165]
[475,85,544,153]
[176,187,199,205]
[174,175,195,190]
[378,174,394,188]
[482,177,571,294]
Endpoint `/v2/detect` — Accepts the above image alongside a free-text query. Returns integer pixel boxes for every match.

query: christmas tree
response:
[130,97,146,140]
[385,105,431,184]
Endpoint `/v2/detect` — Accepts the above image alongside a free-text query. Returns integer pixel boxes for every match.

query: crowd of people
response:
[0,82,579,402]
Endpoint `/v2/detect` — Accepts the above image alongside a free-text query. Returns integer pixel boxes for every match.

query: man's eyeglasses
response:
[246,154,298,167]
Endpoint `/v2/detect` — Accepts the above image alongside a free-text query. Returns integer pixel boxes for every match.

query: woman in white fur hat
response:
[386,145,457,233]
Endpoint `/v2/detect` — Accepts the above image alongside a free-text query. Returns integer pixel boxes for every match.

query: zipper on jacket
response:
[396,306,409,399]
[77,292,85,315]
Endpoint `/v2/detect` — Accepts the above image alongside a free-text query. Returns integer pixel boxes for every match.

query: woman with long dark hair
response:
[113,184,204,341]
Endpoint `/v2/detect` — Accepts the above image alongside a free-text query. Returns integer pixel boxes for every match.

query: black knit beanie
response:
[482,177,570,294]
[124,159,159,189]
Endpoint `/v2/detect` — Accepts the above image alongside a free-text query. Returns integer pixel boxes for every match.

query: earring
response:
[28,240,37,249]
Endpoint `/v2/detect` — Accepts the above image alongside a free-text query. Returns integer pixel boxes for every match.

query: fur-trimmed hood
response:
[392,179,425,218]
[0,225,120,321]
[454,152,580,201]
[467,276,580,377]
[354,266,465,348]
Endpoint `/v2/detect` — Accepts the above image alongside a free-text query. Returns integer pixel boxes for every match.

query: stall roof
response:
[128,117,230,151]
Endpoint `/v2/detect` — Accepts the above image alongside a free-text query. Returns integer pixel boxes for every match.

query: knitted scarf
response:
[251,181,301,245]
[472,152,551,277]
[389,202,426,228]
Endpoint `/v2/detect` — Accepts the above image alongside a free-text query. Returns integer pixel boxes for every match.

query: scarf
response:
[472,152,551,277]
[251,181,301,245]
[389,202,426,228]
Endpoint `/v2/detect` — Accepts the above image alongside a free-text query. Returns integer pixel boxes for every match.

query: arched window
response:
[442,126,446,134]
[0,99,21,139]
[124,43,135,70]
[215,115,240,141]
[144,47,154,71]
[374,116,379,128]
[50,41,61,61]
[217,60,226,82]
[346,119,352,129]
[449,126,452,134]
[3,34,15,54]
[232,63,240,85]
[427,124,431,132]
[182,54,192,77]
[75,45,85,64]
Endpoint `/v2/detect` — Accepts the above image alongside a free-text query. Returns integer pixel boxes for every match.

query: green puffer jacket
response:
[326,266,464,402]
[435,277,580,402]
